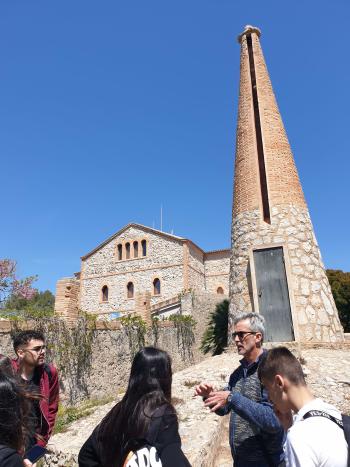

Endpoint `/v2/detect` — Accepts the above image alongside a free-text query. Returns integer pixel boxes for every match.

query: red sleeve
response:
[37,365,59,446]
[48,366,59,436]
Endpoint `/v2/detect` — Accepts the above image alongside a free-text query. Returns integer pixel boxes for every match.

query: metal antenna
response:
[160,204,163,232]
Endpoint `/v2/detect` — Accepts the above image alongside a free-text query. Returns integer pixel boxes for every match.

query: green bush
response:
[200,299,229,355]
[326,269,350,332]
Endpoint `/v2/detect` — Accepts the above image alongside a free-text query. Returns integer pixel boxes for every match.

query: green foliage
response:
[3,290,55,317]
[52,312,96,402]
[168,314,196,327]
[200,299,229,355]
[54,395,115,434]
[120,315,147,359]
[151,316,160,346]
[4,311,96,404]
[169,314,196,361]
[326,269,350,332]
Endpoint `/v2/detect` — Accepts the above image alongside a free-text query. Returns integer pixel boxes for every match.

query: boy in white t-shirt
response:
[258,346,348,467]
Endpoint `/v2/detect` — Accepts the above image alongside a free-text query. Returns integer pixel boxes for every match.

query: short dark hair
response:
[258,346,306,386]
[13,330,45,352]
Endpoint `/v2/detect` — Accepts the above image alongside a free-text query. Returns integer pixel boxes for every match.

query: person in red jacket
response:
[10,330,59,452]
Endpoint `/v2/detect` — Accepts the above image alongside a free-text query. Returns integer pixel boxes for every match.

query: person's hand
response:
[23,459,33,467]
[204,390,231,412]
[274,407,293,430]
[194,382,214,399]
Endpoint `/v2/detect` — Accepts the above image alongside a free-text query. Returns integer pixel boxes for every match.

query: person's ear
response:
[16,348,24,360]
[255,332,262,344]
[275,374,284,390]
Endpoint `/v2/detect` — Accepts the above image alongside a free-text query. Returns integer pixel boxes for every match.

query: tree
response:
[200,299,229,355]
[5,290,55,315]
[326,269,350,333]
[0,259,36,304]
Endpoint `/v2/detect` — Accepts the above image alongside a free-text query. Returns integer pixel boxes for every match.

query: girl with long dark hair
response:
[0,370,34,467]
[78,347,191,467]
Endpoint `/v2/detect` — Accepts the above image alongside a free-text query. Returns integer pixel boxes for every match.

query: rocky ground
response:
[43,347,350,466]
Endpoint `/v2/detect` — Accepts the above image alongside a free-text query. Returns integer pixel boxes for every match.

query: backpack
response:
[122,406,166,467]
[303,410,350,467]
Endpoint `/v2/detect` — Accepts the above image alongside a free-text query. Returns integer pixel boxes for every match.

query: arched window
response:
[102,285,109,302]
[127,282,134,298]
[141,239,147,257]
[117,244,123,261]
[153,278,161,296]
[133,241,139,258]
[125,242,131,260]
[217,287,224,295]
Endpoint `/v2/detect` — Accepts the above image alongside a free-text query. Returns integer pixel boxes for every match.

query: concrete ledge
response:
[264,340,350,350]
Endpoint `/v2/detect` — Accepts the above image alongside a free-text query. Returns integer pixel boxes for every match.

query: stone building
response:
[229,26,344,343]
[55,223,229,320]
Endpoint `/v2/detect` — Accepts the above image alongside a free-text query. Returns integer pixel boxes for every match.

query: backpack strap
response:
[343,414,350,444]
[341,414,350,467]
[303,410,344,429]
[304,411,349,467]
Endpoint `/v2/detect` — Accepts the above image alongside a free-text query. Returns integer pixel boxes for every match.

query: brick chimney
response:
[229,26,344,343]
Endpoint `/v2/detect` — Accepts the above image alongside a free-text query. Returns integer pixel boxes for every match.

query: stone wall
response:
[80,226,185,314]
[204,250,230,294]
[55,224,230,322]
[73,323,201,401]
[187,243,206,291]
[229,205,344,342]
[0,330,13,356]
[0,290,224,403]
[0,322,201,404]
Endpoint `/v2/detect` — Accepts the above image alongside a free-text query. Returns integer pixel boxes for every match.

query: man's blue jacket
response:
[216,350,285,467]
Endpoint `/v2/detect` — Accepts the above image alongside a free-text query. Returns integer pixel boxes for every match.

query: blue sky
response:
[1,1,349,292]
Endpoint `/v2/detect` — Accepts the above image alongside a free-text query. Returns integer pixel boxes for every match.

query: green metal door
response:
[253,247,294,342]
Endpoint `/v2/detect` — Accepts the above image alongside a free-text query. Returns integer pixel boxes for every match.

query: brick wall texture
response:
[1,291,226,402]
[233,31,306,218]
